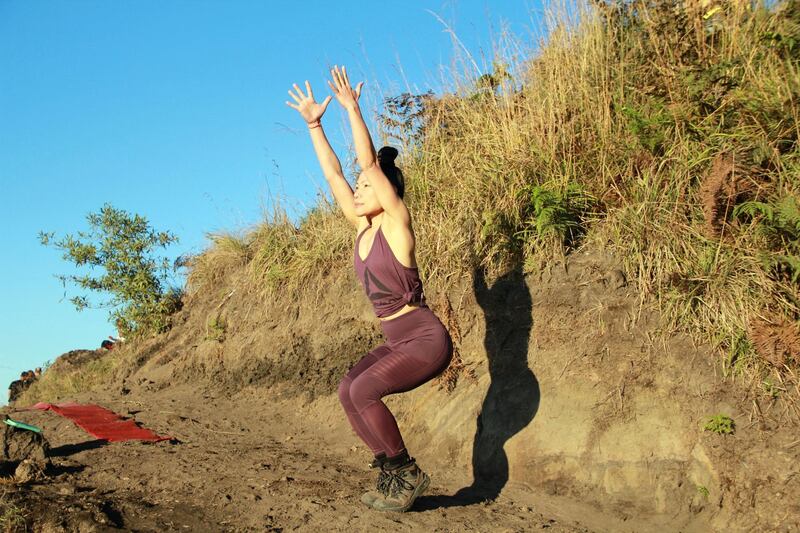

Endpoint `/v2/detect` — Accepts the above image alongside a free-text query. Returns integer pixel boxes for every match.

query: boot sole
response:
[371,473,430,513]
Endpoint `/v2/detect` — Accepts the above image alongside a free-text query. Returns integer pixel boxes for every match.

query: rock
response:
[40,521,68,533]
[15,457,44,483]
[1,423,52,477]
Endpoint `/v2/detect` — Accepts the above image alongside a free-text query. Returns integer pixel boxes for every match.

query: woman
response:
[286,66,453,512]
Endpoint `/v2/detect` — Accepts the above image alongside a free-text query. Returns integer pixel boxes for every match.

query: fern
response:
[516,183,592,249]
[775,196,800,240]
[733,200,775,221]
[775,254,800,283]
[735,195,800,244]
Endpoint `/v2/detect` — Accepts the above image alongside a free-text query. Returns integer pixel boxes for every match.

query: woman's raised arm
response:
[328,66,408,224]
[286,81,359,227]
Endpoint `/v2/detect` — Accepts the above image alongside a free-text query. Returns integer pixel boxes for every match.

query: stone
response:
[0,423,51,477]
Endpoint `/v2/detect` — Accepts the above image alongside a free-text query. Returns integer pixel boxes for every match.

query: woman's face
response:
[353,173,383,217]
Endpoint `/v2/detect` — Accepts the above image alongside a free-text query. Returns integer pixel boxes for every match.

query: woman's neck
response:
[367,212,385,227]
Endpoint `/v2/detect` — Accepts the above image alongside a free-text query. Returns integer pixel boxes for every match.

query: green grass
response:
[206,315,227,342]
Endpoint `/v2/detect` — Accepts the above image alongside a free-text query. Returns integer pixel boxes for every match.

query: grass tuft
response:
[0,489,27,532]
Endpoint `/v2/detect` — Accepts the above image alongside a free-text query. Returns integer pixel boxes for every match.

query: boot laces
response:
[377,466,416,497]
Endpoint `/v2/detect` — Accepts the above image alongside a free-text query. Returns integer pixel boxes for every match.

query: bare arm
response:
[308,125,359,227]
[286,81,359,227]
[329,66,409,224]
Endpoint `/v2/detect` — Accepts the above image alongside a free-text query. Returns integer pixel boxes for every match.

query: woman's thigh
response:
[352,340,451,400]
[343,344,394,382]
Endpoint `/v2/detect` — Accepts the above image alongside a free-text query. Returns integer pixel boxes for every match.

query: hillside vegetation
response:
[186,0,800,401]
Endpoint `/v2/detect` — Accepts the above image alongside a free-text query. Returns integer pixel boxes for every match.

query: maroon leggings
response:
[338,307,452,458]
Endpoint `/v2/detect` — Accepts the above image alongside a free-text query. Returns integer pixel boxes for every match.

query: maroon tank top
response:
[354,225,427,318]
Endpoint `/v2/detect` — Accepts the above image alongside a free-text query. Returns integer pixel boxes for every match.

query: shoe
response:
[368,460,430,512]
[360,468,391,507]
[360,454,387,507]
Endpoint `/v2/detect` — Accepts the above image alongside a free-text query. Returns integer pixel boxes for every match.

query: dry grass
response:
[188,233,251,287]
[17,352,121,406]
[182,0,800,394]
[188,197,353,300]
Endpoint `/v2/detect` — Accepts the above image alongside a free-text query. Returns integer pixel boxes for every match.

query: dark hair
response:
[377,146,405,199]
[101,340,114,349]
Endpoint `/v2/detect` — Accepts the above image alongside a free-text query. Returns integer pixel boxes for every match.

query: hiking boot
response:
[368,460,430,512]
[360,467,391,507]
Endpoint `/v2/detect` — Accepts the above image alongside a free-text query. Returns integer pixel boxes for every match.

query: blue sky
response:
[0,0,542,403]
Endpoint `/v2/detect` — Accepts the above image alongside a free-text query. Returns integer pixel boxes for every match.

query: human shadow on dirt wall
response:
[418,266,540,509]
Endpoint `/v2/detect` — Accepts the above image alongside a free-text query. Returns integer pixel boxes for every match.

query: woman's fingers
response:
[305,80,314,100]
[320,95,332,112]
[285,101,300,110]
[325,66,360,104]
[330,68,340,91]
[292,83,306,100]
[288,88,302,104]
[332,65,346,89]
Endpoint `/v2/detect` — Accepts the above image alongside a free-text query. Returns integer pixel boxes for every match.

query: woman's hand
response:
[328,65,364,110]
[286,81,332,126]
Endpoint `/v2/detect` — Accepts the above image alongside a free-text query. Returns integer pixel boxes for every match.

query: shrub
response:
[40,204,182,336]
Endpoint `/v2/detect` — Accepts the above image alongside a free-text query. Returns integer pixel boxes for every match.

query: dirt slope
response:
[4,247,799,531]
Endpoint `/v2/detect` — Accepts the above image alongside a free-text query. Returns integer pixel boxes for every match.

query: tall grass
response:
[187,0,800,390]
[188,195,352,297]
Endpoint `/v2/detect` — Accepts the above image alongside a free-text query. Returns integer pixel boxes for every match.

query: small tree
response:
[40,204,182,336]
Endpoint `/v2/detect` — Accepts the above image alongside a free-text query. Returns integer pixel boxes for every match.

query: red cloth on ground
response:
[31,402,171,442]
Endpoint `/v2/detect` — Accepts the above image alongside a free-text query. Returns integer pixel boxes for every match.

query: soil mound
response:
[47,349,107,374]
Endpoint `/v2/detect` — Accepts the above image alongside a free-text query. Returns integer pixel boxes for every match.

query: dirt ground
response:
[5,251,799,532]
[3,383,604,533]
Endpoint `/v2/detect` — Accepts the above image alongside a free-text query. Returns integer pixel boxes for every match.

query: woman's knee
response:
[349,375,382,412]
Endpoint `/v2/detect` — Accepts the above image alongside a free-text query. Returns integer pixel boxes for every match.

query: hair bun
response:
[378,146,399,166]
